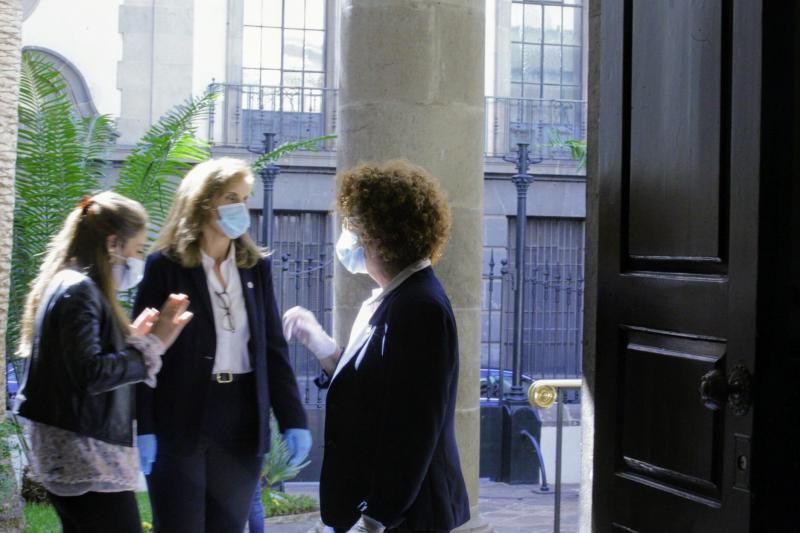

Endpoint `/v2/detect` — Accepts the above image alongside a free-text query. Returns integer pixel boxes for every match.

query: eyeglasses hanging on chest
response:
[213,289,236,332]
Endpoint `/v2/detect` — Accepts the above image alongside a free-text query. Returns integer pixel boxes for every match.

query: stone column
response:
[117,0,194,144]
[335,1,488,530]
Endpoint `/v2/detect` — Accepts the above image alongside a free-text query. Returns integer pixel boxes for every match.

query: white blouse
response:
[200,244,252,374]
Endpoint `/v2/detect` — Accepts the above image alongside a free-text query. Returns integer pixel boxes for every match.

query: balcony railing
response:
[484,96,587,160]
[204,83,586,162]
[206,83,338,151]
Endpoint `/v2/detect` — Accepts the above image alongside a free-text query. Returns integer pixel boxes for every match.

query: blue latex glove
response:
[137,434,157,475]
[283,428,312,466]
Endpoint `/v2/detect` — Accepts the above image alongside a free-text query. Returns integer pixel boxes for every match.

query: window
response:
[239,0,329,145]
[242,0,326,89]
[510,0,583,100]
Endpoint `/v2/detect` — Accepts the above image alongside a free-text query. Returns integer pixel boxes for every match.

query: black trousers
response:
[48,490,142,533]
[147,375,264,533]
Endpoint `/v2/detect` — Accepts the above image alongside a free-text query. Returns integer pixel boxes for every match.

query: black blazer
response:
[320,267,470,530]
[133,251,307,456]
[15,269,149,446]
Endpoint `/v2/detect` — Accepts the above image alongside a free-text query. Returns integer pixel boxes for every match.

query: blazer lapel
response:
[238,267,258,356]
[189,265,214,326]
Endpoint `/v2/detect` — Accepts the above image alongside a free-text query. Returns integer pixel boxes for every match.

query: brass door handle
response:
[699,364,753,416]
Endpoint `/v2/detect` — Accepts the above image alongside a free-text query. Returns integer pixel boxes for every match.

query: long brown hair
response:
[17,191,148,358]
[154,157,263,268]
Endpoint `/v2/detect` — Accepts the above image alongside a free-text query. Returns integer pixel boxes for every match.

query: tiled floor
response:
[265,480,580,532]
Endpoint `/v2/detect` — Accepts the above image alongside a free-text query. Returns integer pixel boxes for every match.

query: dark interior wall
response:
[751,2,800,530]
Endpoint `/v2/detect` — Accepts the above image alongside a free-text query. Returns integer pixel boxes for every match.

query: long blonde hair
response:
[154,157,263,268]
[17,191,148,358]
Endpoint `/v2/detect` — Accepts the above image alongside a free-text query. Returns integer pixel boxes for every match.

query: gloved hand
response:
[283,428,312,466]
[137,434,157,475]
[282,306,338,360]
[346,515,385,533]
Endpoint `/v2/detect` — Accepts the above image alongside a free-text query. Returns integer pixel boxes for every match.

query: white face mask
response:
[335,228,368,274]
[112,255,145,291]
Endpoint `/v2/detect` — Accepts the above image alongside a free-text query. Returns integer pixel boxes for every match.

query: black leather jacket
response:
[14,269,148,446]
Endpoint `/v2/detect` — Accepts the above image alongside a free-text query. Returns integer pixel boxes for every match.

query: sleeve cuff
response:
[127,334,166,388]
[313,370,332,390]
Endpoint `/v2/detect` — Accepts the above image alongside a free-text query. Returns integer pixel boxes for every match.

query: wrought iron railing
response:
[481,218,585,402]
[204,82,586,161]
[484,96,587,158]
[206,83,338,151]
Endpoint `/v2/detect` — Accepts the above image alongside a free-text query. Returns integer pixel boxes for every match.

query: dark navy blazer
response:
[319,267,470,530]
[134,251,307,456]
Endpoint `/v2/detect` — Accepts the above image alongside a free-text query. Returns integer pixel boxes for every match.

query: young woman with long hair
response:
[14,191,193,533]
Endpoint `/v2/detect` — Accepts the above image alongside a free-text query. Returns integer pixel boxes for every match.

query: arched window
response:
[23,46,98,117]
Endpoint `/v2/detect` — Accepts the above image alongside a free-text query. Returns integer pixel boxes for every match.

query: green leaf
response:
[252,134,336,172]
[544,129,586,171]
[7,51,111,355]
[113,90,219,236]
[261,416,309,487]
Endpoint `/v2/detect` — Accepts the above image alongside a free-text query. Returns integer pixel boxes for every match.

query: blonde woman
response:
[134,158,311,532]
[14,192,192,533]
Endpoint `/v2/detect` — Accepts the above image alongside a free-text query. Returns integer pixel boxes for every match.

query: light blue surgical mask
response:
[217,203,251,239]
[336,228,368,274]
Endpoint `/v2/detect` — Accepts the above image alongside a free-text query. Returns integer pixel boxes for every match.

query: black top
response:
[133,251,307,456]
[15,269,148,446]
[319,267,470,530]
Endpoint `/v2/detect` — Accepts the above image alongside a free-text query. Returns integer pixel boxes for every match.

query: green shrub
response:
[261,417,309,488]
[261,489,317,517]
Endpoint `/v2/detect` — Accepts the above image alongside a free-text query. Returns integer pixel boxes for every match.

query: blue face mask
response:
[336,228,368,274]
[217,203,251,239]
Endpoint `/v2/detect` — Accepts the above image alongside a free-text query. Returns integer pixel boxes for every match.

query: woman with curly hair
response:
[283,160,470,533]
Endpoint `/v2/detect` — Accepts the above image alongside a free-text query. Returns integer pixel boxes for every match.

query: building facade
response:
[20,0,586,483]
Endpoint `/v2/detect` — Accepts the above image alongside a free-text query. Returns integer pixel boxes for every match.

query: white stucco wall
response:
[192,0,227,95]
[22,0,124,117]
[485,0,496,96]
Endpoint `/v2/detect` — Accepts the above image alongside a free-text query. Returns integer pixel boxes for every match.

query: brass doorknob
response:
[699,364,753,416]
[529,383,558,408]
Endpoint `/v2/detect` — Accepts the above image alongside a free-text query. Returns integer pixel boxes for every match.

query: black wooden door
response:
[593,1,761,531]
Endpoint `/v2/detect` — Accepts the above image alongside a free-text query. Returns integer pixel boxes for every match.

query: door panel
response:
[628,0,725,261]
[620,328,725,505]
[594,0,759,531]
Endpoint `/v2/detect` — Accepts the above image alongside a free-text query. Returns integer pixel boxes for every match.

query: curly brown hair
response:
[336,160,452,268]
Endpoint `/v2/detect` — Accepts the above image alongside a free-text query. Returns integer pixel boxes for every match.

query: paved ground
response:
[263,480,580,532]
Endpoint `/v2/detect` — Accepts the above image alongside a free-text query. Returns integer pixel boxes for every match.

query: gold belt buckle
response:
[215,372,233,384]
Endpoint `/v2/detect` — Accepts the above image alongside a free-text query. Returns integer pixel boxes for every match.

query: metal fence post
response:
[502,143,542,401]
[529,379,582,533]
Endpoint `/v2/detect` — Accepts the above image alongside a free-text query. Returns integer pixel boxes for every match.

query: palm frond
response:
[77,114,117,185]
[114,90,219,232]
[7,51,111,354]
[252,134,337,172]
